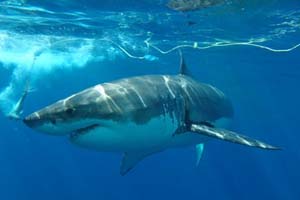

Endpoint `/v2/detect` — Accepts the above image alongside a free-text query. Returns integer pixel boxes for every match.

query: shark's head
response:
[23,87,108,136]
[23,101,84,136]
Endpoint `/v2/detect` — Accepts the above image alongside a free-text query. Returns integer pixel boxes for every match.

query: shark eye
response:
[50,119,56,125]
[66,108,75,115]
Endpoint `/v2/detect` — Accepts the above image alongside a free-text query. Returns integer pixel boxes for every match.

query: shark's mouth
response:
[70,124,100,139]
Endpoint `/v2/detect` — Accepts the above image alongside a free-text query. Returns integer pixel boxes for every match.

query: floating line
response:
[101,39,146,60]
[145,39,300,55]
[97,38,300,60]
[26,37,300,62]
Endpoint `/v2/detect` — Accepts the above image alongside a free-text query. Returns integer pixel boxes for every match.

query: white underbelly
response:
[168,132,210,148]
[70,115,180,152]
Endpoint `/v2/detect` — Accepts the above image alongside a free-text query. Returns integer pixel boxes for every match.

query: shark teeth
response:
[70,124,100,138]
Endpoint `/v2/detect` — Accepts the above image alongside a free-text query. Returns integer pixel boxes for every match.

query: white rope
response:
[101,39,146,60]
[29,37,300,62]
[145,39,300,54]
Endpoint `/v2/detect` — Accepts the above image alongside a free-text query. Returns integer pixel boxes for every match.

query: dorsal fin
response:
[178,49,191,76]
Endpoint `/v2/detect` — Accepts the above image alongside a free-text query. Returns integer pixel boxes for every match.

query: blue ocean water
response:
[0,0,299,199]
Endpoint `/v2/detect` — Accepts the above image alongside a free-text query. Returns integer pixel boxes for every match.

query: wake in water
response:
[0,32,97,114]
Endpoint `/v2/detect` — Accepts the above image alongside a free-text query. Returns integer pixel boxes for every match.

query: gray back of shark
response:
[23,55,280,175]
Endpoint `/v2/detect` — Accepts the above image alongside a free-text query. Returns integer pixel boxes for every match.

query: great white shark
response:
[23,54,280,175]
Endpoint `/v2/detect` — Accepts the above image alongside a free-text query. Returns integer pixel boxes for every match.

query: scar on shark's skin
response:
[23,51,280,175]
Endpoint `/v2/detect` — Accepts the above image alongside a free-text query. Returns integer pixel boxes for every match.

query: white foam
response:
[0,31,119,115]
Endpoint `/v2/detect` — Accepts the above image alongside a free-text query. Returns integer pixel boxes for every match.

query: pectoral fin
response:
[120,151,150,176]
[190,124,280,150]
[196,144,204,166]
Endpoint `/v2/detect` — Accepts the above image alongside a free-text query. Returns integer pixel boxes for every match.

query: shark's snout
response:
[23,111,71,135]
[23,112,41,128]
[22,101,96,136]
